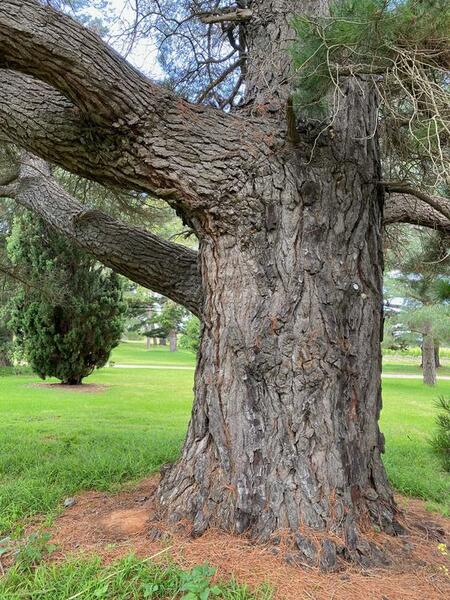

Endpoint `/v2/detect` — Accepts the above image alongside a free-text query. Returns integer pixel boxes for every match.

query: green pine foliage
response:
[7,211,125,385]
[431,396,450,472]
[290,0,450,185]
[291,0,449,114]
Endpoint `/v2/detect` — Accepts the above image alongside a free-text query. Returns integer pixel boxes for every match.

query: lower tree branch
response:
[383,182,450,221]
[0,152,203,316]
[384,192,450,233]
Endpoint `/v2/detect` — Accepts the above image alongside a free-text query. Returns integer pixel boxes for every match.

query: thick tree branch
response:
[384,193,450,233]
[196,8,253,25]
[0,153,202,316]
[0,71,125,187]
[0,1,273,213]
[0,0,151,124]
[383,182,450,221]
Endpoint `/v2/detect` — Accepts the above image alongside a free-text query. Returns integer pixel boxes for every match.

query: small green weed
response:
[179,564,222,600]
[15,532,57,570]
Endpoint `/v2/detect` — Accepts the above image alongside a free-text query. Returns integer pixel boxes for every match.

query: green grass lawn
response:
[380,378,450,513]
[0,366,193,535]
[116,340,450,375]
[0,344,449,598]
[382,362,450,376]
[110,341,196,366]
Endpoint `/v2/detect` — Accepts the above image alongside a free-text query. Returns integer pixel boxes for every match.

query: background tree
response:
[0,0,450,563]
[123,287,188,350]
[8,210,125,385]
[0,226,12,366]
[0,196,21,367]
[179,315,201,354]
[384,229,450,385]
[149,298,187,352]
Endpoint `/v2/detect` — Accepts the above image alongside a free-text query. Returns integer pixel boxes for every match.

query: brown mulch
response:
[25,383,109,393]
[25,475,450,600]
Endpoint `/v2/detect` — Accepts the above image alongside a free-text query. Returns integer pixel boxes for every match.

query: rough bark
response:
[159,77,399,552]
[384,193,450,232]
[384,184,450,222]
[244,0,330,108]
[422,327,437,386]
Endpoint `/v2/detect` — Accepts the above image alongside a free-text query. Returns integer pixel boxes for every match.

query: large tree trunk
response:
[158,76,399,558]
[169,329,177,353]
[422,327,436,385]
[420,341,440,369]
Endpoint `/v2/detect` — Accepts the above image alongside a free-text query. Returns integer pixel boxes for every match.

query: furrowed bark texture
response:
[159,77,398,546]
[244,0,330,108]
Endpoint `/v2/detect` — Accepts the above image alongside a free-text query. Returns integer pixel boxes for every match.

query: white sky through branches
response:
[85,0,163,78]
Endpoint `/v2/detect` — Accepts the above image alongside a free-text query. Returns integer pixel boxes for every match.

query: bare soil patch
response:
[25,382,109,393]
[36,476,450,600]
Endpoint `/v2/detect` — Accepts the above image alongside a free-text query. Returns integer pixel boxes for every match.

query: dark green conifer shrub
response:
[8,211,125,384]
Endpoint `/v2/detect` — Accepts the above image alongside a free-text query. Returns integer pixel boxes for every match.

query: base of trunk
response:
[157,431,402,569]
[157,461,402,570]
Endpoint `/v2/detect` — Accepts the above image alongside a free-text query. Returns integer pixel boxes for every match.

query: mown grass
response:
[116,340,450,374]
[383,346,450,359]
[382,362,450,376]
[381,378,450,514]
[110,342,196,366]
[0,366,193,535]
